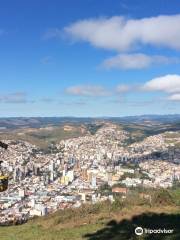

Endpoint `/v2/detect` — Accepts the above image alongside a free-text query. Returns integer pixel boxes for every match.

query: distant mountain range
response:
[0,114,179,130]
[106,114,180,124]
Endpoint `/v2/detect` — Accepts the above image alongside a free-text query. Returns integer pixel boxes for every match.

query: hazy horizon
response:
[0,113,180,118]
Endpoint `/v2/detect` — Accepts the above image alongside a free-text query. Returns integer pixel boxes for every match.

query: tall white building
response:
[91,175,97,188]
[67,170,74,182]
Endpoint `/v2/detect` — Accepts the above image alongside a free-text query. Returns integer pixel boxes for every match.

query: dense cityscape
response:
[0,122,180,225]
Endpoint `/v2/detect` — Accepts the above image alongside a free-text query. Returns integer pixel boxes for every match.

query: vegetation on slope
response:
[0,125,87,149]
[0,188,180,240]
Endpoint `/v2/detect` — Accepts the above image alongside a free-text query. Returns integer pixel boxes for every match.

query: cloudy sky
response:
[0,0,180,117]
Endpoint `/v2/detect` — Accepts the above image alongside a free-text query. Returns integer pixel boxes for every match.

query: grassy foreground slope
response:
[0,206,179,240]
[0,189,180,240]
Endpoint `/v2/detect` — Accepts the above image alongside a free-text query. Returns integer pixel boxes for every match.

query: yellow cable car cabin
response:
[0,175,8,192]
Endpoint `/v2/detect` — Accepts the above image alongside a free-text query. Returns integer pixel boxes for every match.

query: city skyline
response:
[0,0,180,117]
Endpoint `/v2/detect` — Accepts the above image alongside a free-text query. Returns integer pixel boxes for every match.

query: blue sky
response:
[0,0,180,117]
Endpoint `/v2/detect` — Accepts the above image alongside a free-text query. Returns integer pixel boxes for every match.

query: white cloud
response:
[65,85,110,96]
[142,74,180,93]
[116,84,131,93]
[0,92,27,103]
[142,74,180,101]
[64,15,180,51]
[168,94,180,101]
[102,53,177,70]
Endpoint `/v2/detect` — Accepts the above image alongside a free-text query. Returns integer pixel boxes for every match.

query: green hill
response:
[0,189,180,240]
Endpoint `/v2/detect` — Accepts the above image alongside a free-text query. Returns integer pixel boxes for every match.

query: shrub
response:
[152,189,174,206]
[111,197,124,211]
